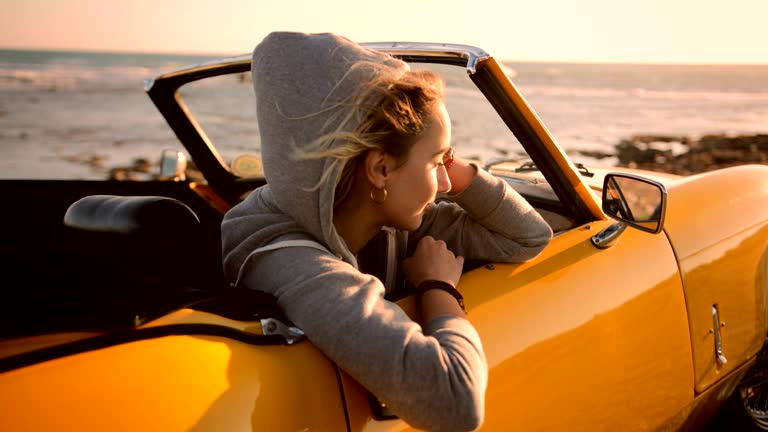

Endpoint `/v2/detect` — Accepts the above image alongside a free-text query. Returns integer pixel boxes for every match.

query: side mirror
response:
[159,150,188,181]
[602,173,667,234]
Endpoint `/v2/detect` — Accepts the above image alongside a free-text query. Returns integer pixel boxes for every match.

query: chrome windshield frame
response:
[145,43,489,92]
[361,42,489,74]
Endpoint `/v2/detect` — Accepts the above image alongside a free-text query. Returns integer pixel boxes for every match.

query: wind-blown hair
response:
[293,61,445,207]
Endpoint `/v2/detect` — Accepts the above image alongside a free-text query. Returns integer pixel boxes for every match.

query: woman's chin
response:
[405,214,425,231]
[387,208,429,232]
[386,216,420,232]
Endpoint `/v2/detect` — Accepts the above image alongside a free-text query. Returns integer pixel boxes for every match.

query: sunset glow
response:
[1,0,766,64]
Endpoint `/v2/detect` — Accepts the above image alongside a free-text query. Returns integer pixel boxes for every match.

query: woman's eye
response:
[441,148,455,166]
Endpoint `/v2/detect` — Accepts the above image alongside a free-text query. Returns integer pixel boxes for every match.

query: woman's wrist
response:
[446,159,477,195]
[416,280,466,312]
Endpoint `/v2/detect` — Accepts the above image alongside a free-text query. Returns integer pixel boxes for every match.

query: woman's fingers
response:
[402,236,463,287]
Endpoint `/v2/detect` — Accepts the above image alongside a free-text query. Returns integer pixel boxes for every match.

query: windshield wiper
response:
[485,158,594,178]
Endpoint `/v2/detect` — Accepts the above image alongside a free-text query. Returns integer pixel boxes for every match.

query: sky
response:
[1,0,766,64]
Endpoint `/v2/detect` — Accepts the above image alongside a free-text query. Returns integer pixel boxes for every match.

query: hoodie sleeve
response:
[241,245,487,432]
[412,166,553,262]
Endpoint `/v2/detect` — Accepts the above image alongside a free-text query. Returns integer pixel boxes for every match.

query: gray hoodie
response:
[221,32,552,431]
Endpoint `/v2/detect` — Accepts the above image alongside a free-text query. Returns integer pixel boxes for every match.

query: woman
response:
[221,32,552,431]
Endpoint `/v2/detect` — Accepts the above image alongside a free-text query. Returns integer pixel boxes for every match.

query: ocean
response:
[1,49,767,179]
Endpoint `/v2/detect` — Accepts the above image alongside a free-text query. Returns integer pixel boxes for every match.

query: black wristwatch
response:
[416,280,466,312]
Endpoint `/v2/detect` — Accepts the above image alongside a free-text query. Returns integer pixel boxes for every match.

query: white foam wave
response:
[520,84,768,102]
[0,64,157,92]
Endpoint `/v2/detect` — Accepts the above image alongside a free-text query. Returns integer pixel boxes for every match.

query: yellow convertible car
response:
[2,41,768,431]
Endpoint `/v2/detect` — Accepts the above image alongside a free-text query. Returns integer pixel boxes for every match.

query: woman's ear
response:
[364,149,393,187]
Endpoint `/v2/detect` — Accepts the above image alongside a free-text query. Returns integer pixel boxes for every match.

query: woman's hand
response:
[402,236,466,320]
[446,156,477,195]
[401,236,464,288]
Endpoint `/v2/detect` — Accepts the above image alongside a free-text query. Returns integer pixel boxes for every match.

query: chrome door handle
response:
[712,305,728,366]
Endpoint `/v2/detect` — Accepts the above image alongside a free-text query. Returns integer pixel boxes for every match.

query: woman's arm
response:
[401,236,466,321]
[413,160,553,263]
[444,156,477,196]
[244,245,487,431]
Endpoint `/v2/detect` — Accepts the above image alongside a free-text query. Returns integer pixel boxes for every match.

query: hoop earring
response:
[370,186,387,204]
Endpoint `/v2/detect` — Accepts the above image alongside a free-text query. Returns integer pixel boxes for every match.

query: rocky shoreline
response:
[577,133,768,176]
[97,133,768,180]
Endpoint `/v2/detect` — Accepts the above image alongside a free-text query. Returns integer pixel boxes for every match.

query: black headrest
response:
[63,195,200,234]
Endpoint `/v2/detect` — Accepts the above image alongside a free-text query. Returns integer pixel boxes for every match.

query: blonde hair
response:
[293,61,445,207]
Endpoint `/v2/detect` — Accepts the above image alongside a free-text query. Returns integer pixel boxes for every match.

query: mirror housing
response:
[160,150,188,181]
[601,173,667,234]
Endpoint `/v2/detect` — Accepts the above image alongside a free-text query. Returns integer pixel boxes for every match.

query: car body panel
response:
[0,310,348,431]
[664,165,768,392]
[463,220,693,430]
[339,219,695,431]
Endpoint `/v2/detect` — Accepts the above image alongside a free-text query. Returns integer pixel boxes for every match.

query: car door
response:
[338,219,693,432]
[467,219,693,430]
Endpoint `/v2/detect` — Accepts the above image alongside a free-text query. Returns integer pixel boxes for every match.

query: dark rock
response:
[132,158,152,173]
[613,134,768,175]
[628,134,690,145]
[575,149,613,160]
[109,167,139,181]
[615,139,674,165]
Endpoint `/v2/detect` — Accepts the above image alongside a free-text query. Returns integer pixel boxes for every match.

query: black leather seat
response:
[61,195,287,327]
[58,195,211,329]
[64,195,200,235]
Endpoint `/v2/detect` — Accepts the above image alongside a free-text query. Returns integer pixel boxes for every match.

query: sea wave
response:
[520,84,768,102]
[0,64,159,92]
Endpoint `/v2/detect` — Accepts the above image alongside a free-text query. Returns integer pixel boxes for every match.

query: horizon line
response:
[1,45,767,67]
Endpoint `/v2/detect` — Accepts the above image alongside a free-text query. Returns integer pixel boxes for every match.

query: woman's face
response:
[381,103,453,231]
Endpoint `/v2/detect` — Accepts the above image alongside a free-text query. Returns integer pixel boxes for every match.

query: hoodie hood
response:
[222,32,408,270]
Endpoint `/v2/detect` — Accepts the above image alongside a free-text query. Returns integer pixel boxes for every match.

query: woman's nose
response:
[437,165,452,193]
